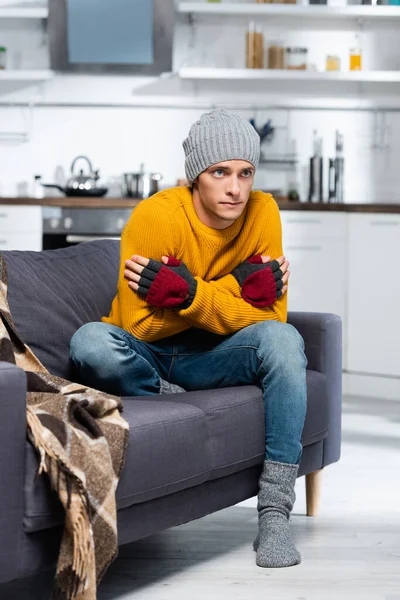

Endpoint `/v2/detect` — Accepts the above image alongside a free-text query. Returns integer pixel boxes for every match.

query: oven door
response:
[42,207,132,250]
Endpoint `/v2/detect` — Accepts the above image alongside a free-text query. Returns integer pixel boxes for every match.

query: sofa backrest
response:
[3,239,120,380]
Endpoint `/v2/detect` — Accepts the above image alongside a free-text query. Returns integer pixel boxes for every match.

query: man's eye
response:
[242,170,252,177]
[213,169,225,177]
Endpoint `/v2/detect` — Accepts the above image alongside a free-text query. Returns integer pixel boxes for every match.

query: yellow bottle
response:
[349,48,362,71]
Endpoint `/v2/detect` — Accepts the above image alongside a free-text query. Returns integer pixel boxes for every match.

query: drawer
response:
[280,211,347,241]
[0,206,42,233]
[349,213,400,231]
[0,232,42,251]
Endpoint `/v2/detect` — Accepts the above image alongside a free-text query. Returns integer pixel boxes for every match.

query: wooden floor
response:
[2,394,400,600]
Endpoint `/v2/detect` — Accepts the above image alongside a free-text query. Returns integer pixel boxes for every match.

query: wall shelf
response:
[0,69,53,81]
[0,4,48,19]
[178,67,400,83]
[178,2,400,20]
[0,70,53,96]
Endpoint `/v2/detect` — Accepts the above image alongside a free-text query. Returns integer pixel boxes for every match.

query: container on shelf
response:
[268,44,285,69]
[349,47,362,71]
[286,47,308,70]
[246,22,264,69]
[0,47,7,70]
[326,55,341,71]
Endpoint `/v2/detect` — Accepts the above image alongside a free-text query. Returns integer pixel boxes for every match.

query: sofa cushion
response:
[3,239,120,380]
[138,374,328,481]
[136,386,266,481]
[23,398,210,532]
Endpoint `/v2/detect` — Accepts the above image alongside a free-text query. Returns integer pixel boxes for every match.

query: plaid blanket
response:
[0,255,129,599]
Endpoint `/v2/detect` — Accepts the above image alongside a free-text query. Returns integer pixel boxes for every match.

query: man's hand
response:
[231,254,290,308]
[124,255,197,308]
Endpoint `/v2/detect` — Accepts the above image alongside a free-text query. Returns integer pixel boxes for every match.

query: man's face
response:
[192,160,255,230]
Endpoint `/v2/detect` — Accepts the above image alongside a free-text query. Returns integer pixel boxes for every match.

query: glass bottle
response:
[349,48,362,71]
[246,23,264,69]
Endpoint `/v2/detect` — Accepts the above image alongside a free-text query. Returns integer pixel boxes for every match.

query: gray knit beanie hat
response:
[183,108,260,184]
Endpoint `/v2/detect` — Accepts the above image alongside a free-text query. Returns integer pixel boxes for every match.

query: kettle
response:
[42,156,108,197]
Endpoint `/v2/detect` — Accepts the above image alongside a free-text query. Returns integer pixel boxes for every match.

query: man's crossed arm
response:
[123,254,290,335]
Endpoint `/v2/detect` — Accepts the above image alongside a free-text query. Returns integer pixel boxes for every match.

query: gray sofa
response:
[0,239,342,586]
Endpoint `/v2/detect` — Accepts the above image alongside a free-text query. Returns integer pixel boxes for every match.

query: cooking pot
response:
[122,165,162,199]
[42,155,108,197]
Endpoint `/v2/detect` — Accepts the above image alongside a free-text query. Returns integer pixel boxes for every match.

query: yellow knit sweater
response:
[102,186,287,342]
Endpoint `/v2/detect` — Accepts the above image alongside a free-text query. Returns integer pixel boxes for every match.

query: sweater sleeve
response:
[117,200,191,342]
[178,199,287,335]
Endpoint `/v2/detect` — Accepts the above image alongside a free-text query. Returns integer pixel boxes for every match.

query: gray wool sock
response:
[255,460,301,568]
[159,379,186,394]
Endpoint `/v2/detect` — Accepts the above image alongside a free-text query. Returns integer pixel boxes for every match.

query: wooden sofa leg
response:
[305,469,323,517]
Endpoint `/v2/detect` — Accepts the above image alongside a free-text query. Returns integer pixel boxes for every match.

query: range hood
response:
[49,0,173,75]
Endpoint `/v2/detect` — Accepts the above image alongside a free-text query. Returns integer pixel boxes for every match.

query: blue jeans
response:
[70,321,307,465]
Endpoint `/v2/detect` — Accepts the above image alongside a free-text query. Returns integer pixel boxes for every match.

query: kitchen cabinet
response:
[281,211,348,368]
[0,206,42,251]
[281,212,347,317]
[347,214,400,378]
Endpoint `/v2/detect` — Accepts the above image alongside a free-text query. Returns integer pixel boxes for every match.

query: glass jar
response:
[349,48,362,71]
[286,47,308,70]
[326,55,341,72]
[246,22,264,69]
[268,44,285,69]
[0,47,7,70]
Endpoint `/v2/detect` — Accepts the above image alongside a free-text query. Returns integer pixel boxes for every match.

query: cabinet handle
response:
[369,220,399,226]
[285,245,322,251]
[0,240,8,244]
[0,213,8,218]
[286,219,322,224]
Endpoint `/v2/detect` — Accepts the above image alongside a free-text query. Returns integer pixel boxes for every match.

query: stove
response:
[43,206,134,249]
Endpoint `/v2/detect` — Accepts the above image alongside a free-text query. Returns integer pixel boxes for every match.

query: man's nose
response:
[227,177,240,196]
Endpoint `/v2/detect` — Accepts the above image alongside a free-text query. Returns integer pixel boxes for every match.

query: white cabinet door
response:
[281,211,347,318]
[281,211,347,369]
[0,206,42,233]
[0,232,43,251]
[0,205,42,251]
[284,240,346,320]
[347,214,400,377]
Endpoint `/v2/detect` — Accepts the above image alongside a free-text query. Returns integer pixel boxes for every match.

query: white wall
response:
[0,0,400,201]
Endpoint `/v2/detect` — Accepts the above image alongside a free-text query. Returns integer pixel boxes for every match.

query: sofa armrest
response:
[287,312,342,375]
[287,312,342,466]
[0,361,27,582]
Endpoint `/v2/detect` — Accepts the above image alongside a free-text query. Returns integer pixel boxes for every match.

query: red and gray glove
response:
[231,255,284,308]
[137,257,197,308]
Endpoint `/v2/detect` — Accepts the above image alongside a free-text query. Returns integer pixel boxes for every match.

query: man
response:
[70,109,307,569]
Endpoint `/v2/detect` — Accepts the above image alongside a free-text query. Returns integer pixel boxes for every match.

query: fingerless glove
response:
[232,255,284,308]
[137,257,197,309]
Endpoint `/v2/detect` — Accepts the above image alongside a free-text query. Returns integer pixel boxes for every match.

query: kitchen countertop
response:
[0,197,142,208]
[1,197,400,213]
